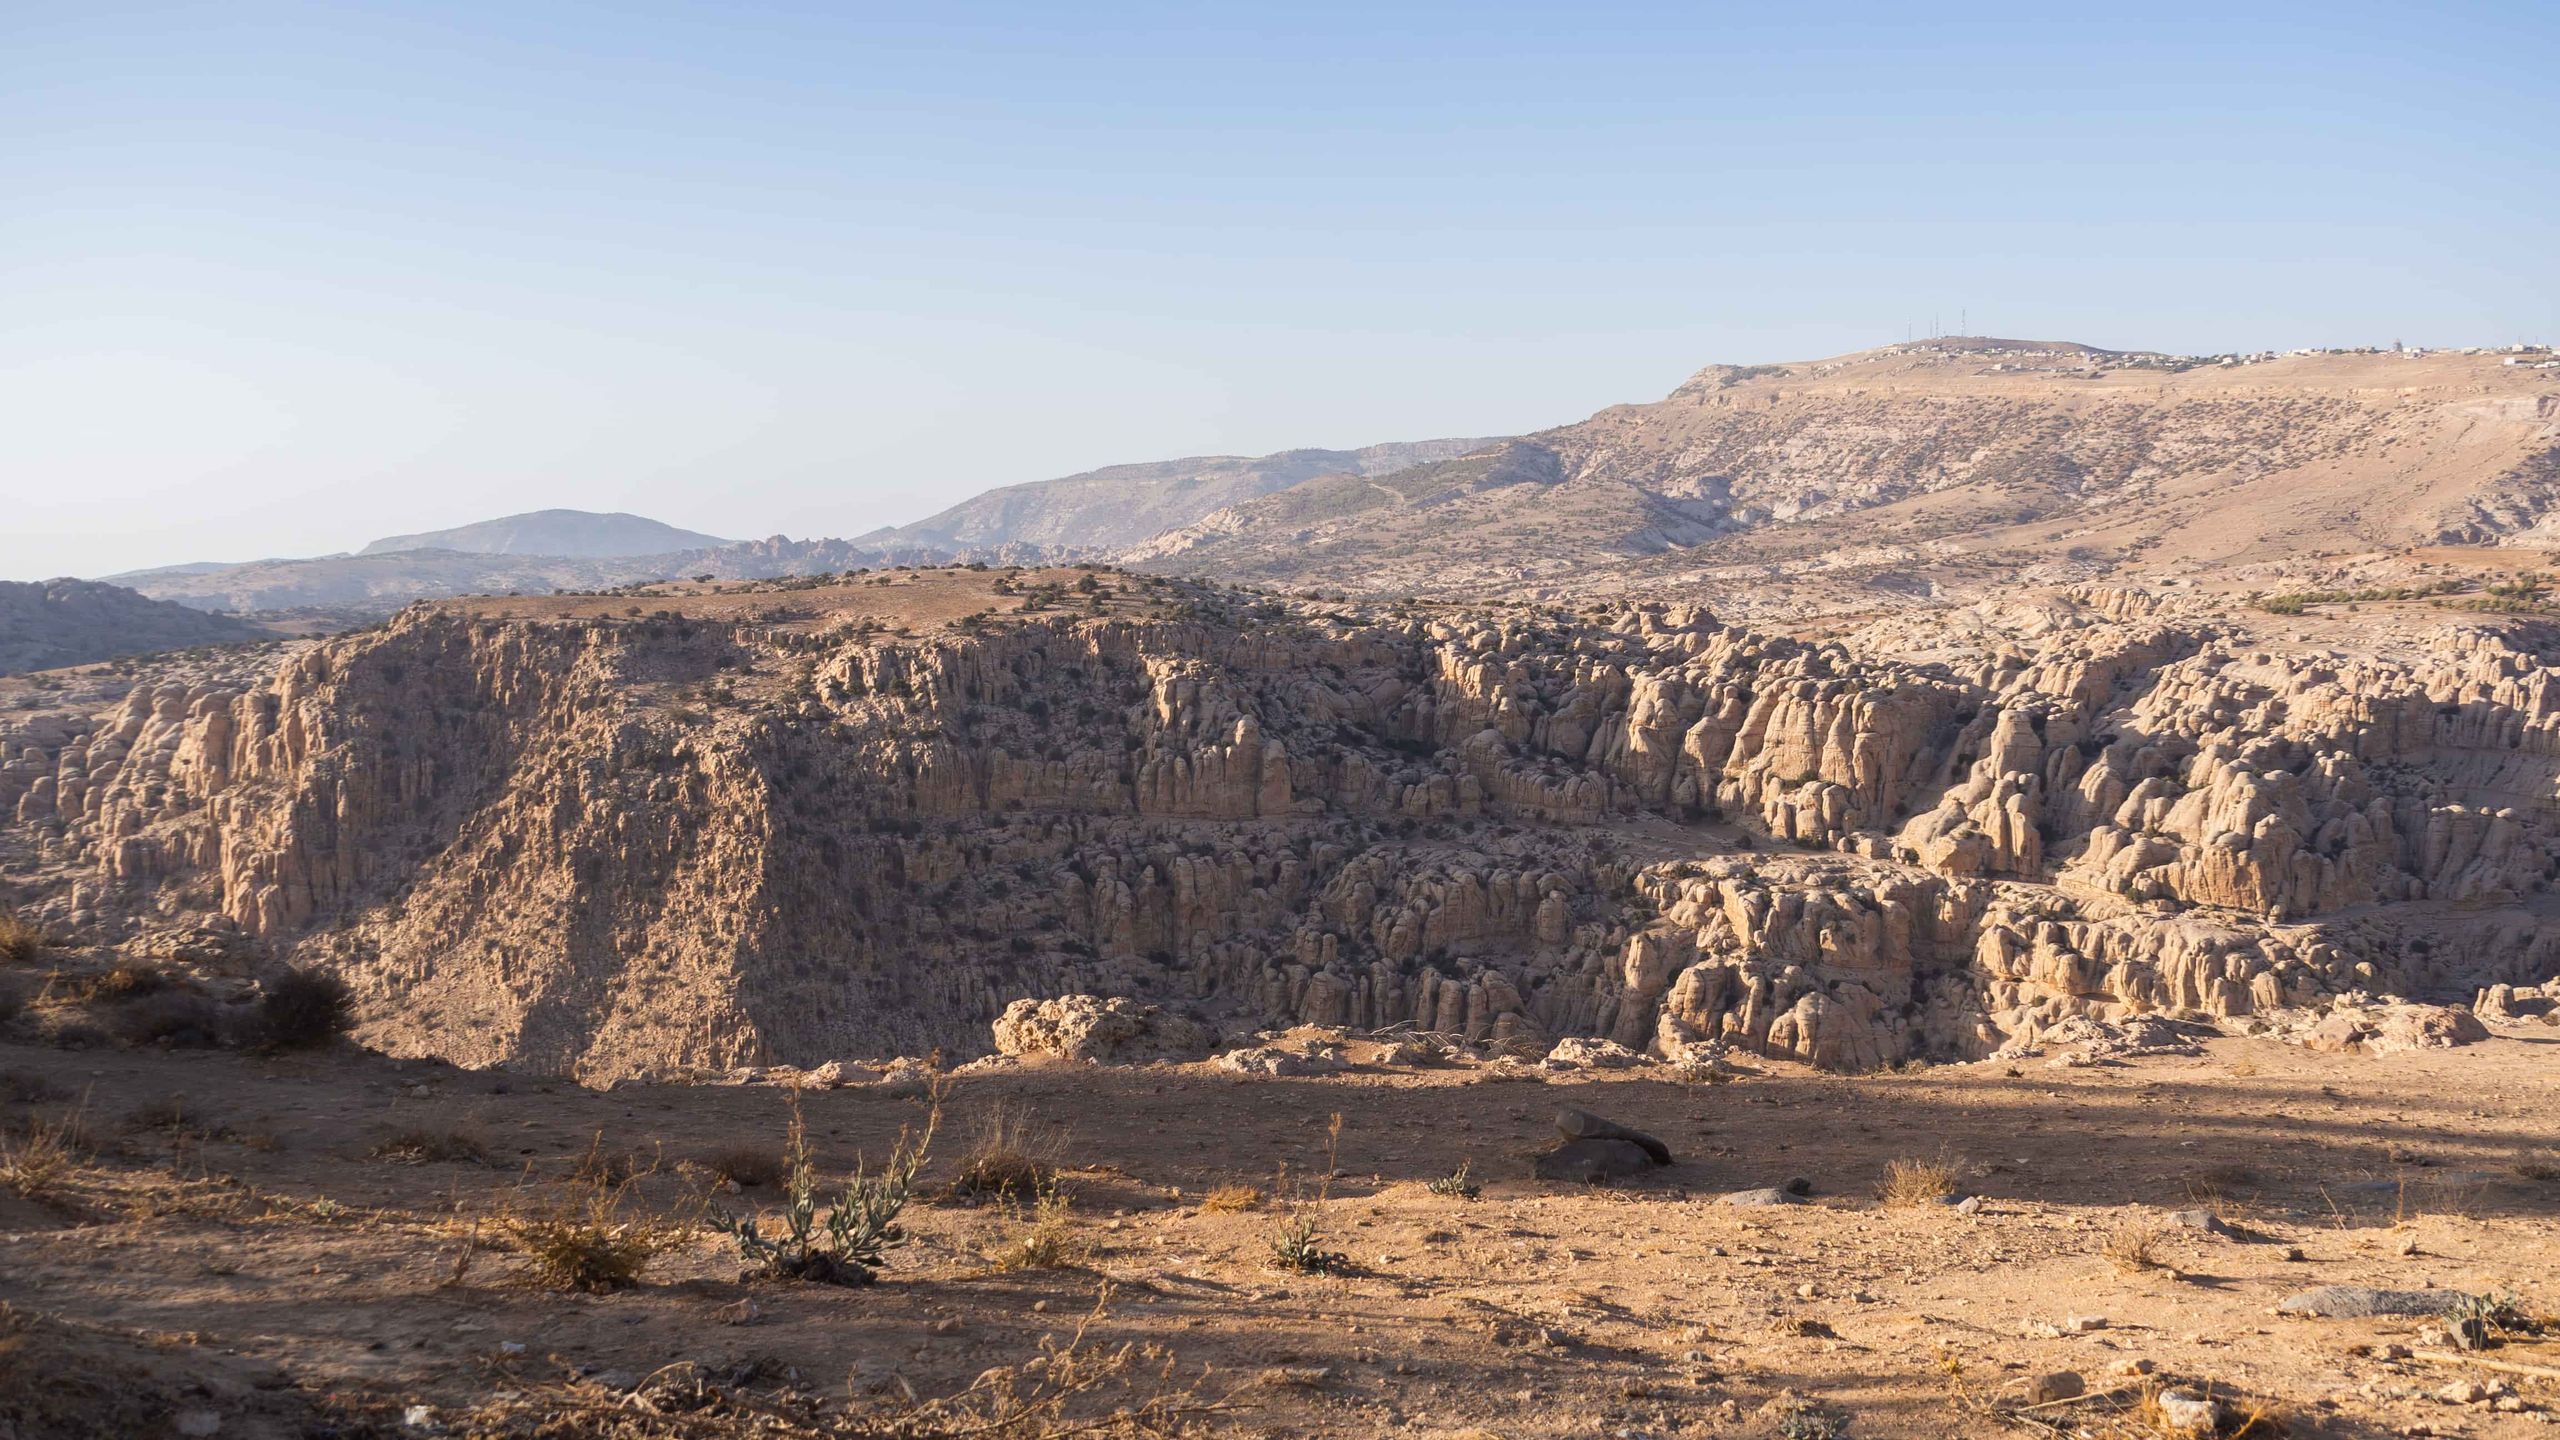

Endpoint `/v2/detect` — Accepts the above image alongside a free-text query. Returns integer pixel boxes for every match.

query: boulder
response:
[991,995,1215,1065]
[1214,1045,1345,1077]
[1532,1138,1660,1184]
[1543,1037,1646,1070]
[1554,1107,1672,1165]
[2299,1004,2488,1057]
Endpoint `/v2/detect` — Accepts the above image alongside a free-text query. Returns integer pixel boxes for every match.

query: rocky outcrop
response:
[4,572,2556,1081]
[990,995,1215,1064]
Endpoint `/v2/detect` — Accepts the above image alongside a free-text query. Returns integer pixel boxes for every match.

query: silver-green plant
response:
[710,1092,938,1286]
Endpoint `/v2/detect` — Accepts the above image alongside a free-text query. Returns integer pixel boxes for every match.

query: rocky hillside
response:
[105,536,933,619]
[1128,342,2560,613]
[357,508,731,557]
[0,579,276,675]
[860,437,1504,554]
[4,566,2553,1081]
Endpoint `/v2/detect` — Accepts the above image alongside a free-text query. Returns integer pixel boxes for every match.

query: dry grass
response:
[451,1290,1235,1437]
[371,1125,492,1165]
[503,1162,689,1293]
[0,910,44,964]
[2513,1152,2560,1184]
[0,1111,83,1201]
[1878,1153,1963,1208]
[1196,1184,1261,1213]
[699,1142,783,1188]
[949,1099,1061,1203]
[2102,1220,2175,1276]
[984,1189,1087,1272]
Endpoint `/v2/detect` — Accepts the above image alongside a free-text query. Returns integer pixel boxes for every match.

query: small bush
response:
[2103,1221,2173,1276]
[505,1161,685,1293]
[1426,1162,1480,1199]
[1878,1154,1962,1208]
[79,964,167,1002]
[255,967,352,1050]
[372,1126,491,1165]
[710,1094,938,1286]
[1197,1184,1262,1213]
[699,1143,782,1188]
[1,1113,83,1200]
[949,1099,1060,1203]
[985,1189,1086,1272]
[1268,1211,1350,1274]
[0,911,46,964]
[112,992,227,1049]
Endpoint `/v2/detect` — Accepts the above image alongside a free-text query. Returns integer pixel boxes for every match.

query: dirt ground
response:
[3,1027,2557,1440]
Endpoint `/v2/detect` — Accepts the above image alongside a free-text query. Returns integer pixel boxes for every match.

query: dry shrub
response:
[111,991,228,1048]
[2182,1163,2256,1201]
[453,1290,1233,1437]
[2103,1220,2174,1276]
[0,1069,67,1104]
[372,1126,491,1165]
[950,1099,1061,1203]
[504,1153,687,1293]
[255,966,351,1050]
[123,1094,206,1135]
[0,911,48,964]
[1,1111,82,1201]
[2514,1152,2560,1184]
[699,1142,782,1188]
[77,964,167,1002]
[1878,1153,1962,1208]
[1197,1184,1261,1213]
[985,1189,1086,1272]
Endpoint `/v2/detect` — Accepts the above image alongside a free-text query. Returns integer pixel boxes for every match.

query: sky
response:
[4,2,2557,580]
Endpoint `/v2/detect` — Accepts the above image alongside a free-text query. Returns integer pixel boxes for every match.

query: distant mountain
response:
[864,439,1505,553]
[1123,339,2560,607]
[113,538,914,619]
[0,579,276,675]
[359,510,731,558]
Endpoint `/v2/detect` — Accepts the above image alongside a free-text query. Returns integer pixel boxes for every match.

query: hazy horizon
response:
[7,1,2556,581]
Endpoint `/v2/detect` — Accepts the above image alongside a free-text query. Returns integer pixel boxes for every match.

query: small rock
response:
[930,1318,964,1336]
[1717,1187,1798,1207]
[2114,1358,2155,1377]
[2438,1380,2492,1405]
[2277,1286,2471,1319]
[175,1412,222,1438]
[714,1299,762,1326]
[2169,1209,2231,1236]
[2156,1390,2224,1432]
[1543,1037,1647,1070]
[2284,1246,2307,1262]
[2064,1315,2108,1333]
[2019,1371,2085,1406]
[1953,1195,1984,1215]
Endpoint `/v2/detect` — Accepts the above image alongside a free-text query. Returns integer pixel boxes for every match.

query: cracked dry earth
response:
[3,1027,2557,1439]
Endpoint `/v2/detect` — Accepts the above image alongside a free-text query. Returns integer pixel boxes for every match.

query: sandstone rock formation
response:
[2,565,2555,1082]
[990,994,1215,1064]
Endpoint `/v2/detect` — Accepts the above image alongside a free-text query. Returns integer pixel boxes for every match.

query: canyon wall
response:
[4,582,2555,1080]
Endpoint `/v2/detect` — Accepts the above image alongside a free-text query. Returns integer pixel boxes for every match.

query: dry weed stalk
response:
[504,1134,689,1292]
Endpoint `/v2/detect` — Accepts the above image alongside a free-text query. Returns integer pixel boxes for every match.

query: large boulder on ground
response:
[991,995,1215,1065]
[1533,1107,1673,1184]
[1213,1045,1345,1077]
[1533,1138,1660,1184]
[2299,1004,2488,1057]
[1554,1107,1672,1165]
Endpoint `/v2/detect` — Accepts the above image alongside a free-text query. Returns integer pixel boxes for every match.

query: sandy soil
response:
[4,1026,2557,1439]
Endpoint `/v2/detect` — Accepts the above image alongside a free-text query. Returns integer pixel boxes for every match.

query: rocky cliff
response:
[3,568,2553,1080]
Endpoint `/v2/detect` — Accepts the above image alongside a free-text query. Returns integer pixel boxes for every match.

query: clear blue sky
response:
[4,1,2555,579]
